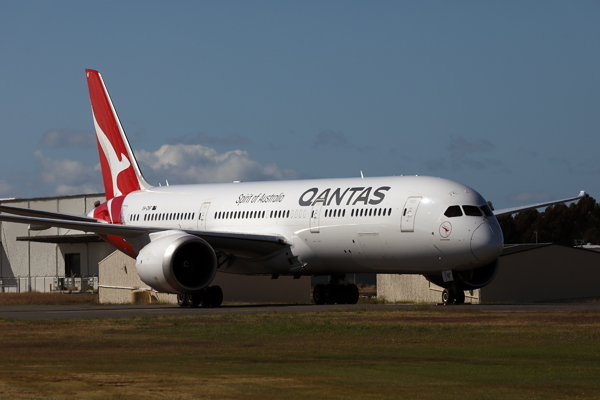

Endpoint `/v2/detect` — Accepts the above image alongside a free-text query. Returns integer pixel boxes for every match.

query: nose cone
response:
[471,223,503,263]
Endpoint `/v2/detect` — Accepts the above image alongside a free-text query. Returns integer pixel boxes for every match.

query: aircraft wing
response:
[0,204,98,223]
[493,191,586,217]
[0,213,287,257]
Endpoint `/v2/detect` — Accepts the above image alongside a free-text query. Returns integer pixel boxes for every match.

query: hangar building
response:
[0,194,310,303]
[378,243,600,303]
[0,193,112,293]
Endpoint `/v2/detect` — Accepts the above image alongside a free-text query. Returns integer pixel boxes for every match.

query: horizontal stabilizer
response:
[0,204,98,223]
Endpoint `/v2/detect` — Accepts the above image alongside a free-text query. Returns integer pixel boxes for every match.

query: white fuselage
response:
[115,175,504,276]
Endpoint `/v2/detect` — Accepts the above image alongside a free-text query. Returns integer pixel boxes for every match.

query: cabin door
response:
[310,200,324,233]
[401,196,422,232]
[198,202,211,230]
[120,205,127,225]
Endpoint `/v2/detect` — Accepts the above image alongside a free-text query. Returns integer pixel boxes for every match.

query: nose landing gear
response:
[441,287,466,304]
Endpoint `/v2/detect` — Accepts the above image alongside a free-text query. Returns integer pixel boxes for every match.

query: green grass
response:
[0,308,598,399]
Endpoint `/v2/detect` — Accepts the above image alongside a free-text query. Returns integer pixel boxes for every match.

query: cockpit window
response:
[463,205,483,216]
[480,204,494,217]
[444,206,463,218]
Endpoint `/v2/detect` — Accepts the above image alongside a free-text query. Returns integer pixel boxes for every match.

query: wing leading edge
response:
[0,211,287,258]
[493,191,586,217]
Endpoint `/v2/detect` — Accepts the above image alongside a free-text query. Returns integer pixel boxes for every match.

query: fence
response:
[0,276,98,293]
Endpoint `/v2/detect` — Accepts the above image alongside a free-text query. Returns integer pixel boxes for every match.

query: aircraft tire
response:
[346,284,359,304]
[177,293,189,307]
[441,288,455,304]
[187,292,201,308]
[324,284,337,304]
[455,290,465,304]
[209,285,223,307]
[200,287,211,308]
[313,284,326,305]
[337,284,348,304]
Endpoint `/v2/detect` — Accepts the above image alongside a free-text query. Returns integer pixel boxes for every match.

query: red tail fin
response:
[86,69,151,200]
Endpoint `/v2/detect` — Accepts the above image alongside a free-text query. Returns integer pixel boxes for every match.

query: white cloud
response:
[136,144,302,184]
[168,132,251,146]
[34,151,103,195]
[28,144,301,197]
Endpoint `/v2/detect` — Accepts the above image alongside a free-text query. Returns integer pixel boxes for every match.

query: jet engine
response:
[136,232,217,293]
[424,259,499,291]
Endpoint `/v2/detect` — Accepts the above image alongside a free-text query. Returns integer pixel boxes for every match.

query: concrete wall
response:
[378,245,600,304]
[0,194,106,292]
[1,200,30,280]
[481,246,600,303]
[99,250,311,304]
[378,274,480,304]
[57,242,113,277]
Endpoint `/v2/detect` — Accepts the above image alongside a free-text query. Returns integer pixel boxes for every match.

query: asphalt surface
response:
[0,302,599,320]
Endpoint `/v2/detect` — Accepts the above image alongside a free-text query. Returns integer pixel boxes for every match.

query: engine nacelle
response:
[424,259,500,291]
[136,232,217,294]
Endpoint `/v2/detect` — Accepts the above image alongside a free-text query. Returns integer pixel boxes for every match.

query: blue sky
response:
[1,1,599,209]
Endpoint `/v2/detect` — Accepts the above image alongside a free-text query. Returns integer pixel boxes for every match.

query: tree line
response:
[494,195,600,246]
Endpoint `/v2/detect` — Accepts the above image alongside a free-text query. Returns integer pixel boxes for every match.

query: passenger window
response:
[444,206,463,218]
[463,205,483,217]
[388,208,392,216]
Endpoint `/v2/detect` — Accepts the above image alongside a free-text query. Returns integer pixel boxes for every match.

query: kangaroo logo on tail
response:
[86,69,152,199]
[93,115,131,197]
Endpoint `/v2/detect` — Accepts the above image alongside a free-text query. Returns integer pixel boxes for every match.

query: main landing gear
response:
[441,287,465,305]
[313,282,360,305]
[177,285,223,308]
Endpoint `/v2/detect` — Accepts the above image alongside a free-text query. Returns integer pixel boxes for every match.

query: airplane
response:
[0,70,586,306]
